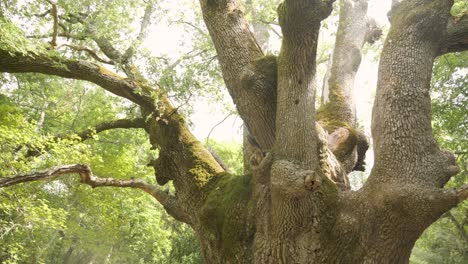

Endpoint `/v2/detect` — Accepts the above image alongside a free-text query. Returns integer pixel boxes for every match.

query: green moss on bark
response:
[148,98,224,188]
[199,174,254,258]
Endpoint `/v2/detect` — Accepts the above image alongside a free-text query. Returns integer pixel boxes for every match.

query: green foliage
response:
[0,74,202,263]
[245,0,281,23]
[0,18,41,56]
[451,0,468,17]
[206,139,243,175]
[410,51,468,264]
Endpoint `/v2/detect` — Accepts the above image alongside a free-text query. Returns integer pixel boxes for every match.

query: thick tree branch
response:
[274,0,334,166]
[320,0,374,126]
[1,47,226,222]
[0,164,189,223]
[369,0,457,186]
[89,33,125,63]
[318,0,374,175]
[0,49,156,110]
[199,0,276,151]
[439,14,468,55]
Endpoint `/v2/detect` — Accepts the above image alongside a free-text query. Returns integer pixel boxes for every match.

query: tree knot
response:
[303,171,321,191]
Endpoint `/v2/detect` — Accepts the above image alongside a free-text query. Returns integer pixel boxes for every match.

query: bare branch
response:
[59,44,115,64]
[439,14,468,55]
[122,2,155,63]
[67,118,146,141]
[167,49,208,70]
[46,0,59,47]
[206,113,232,145]
[27,32,87,40]
[444,211,468,245]
[0,164,189,223]
[33,9,51,18]
[174,20,208,37]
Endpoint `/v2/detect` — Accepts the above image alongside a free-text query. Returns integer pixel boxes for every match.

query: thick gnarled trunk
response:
[188,0,464,263]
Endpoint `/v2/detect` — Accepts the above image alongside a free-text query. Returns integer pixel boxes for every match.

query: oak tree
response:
[1,0,467,263]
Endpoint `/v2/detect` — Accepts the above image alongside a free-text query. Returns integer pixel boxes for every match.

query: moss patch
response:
[199,174,254,258]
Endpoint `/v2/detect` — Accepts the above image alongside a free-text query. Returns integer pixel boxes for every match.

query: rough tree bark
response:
[1,0,468,263]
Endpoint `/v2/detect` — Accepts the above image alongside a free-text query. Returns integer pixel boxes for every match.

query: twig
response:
[206,113,233,145]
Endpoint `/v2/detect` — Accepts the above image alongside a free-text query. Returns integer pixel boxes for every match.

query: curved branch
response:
[0,49,156,110]
[438,14,468,55]
[369,0,457,186]
[70,118,146,141]
[0,164,189,223]
[25,118,146,157]
[59,44,115,64]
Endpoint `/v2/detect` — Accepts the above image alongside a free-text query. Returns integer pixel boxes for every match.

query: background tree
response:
[0,0,467,263]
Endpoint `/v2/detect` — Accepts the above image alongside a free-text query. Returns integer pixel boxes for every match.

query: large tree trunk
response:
[189,0,464,263]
